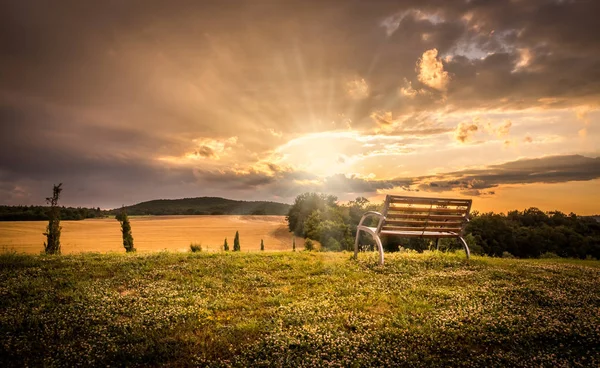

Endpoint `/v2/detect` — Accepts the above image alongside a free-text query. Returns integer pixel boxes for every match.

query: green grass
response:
[0,251,599,367]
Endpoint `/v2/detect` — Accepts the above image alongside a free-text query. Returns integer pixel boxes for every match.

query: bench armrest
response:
[358,211,386,231]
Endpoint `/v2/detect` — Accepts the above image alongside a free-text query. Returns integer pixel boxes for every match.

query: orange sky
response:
[0,1,598,214]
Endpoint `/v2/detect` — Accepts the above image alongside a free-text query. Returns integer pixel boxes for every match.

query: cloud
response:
[417,49,450,91]
[347,78,369,99]
[415,155,600,194]
[454,122,479,143]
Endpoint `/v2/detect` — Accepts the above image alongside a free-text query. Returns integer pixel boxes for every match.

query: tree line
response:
[286,192,600,259]
[0,205,106,221]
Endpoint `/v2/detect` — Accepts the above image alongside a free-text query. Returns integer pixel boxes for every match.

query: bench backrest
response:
[380,195,472,234]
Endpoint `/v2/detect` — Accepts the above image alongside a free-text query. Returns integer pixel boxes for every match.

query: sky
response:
[0,0,599,214]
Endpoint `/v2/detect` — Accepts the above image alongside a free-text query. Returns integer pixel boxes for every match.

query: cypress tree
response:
[233,231,240,251]
[223,238,229,251]
[260,239,264,251]
[117,207,135,252]
[43,183,62,255]
[292,237,296,252]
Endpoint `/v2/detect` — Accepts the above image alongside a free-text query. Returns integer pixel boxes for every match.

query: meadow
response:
[0,215,296,254]
[0,251,598,367]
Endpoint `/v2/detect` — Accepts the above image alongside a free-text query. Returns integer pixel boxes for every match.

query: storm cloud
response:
[0,1,599,209]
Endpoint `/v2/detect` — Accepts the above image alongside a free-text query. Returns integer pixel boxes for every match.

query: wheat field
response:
[0,215,299,254]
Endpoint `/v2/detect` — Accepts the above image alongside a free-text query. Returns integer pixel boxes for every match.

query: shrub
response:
[223,238,229,251]
[190,243,202,252]
[43,183,63,255]
[540,252,560,259]
[304,239,314,251]
[233,231,240,252]
[117,207,135,253]
[502,251,515,259]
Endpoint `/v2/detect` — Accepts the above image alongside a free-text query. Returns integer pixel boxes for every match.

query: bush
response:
[118,208,135,253]
[233,231,240,252]
[190,243,202,252]
[502,251,515,259]
[540,252,560,259]
[304,239,314,251]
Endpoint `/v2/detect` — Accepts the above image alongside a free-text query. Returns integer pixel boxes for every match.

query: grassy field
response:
[0,251,598,367]
[0,215,296,254]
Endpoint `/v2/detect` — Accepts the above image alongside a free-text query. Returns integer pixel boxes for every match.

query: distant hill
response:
[110,197,291,216]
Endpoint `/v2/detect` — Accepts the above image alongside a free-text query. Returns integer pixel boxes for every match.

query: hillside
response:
[112,196,291,216]
[0,251,598,366]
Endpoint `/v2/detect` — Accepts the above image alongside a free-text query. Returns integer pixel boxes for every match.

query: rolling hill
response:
[111,197,291,216]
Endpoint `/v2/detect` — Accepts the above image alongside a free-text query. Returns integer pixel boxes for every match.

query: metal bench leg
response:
[354,227,385,265]
[374,235,384,266]
[458,236,470,259]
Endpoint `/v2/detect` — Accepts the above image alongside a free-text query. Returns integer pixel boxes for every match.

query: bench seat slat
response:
[385,214,466,221]
[388,207,468,214]
[389,197,472,206]
[381,226,463,233]
[360,226,461,238]
[385,220,463,227]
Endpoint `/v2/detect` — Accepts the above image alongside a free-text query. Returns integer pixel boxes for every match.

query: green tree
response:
[233,231,240,251]
[43,183,63,255]
[293,237,296,252]
[223,238,229,251]
[117,207,135,252]
[260,239,264,251]
[286,192,338,237]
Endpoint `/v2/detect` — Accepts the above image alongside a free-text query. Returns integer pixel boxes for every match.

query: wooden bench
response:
[354,195,473,265]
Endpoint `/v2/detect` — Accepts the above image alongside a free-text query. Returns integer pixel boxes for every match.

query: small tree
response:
[223,238,229,251]
[304,239,314,251]
[43,183,63,255]
[260,239,264,251]
[293,237,296,252]
[117,207,135,252]
[233,231,240,251]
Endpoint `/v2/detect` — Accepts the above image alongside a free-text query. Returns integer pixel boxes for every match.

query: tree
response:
[43,183,63,254]
[293,237,296,252]
[233,231,240,251]
[260,239,264,251]
[223,238,229,251]
[286,192,338,237]
[117,207,135,252]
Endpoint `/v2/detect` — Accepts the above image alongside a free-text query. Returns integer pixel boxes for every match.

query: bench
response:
[354,195,473,265]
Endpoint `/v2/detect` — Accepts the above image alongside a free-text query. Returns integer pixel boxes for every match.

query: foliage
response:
[467,208,600,259]
[189,243,202,252]
[223,238,229,251]
[286,192,338,237]
[260,239,264,251]
[43,183,62,255]
[233,231,240,252]
[0,252,598,366]
[0,205,105,221]
[117,208,135,253]
[304,239,314,251]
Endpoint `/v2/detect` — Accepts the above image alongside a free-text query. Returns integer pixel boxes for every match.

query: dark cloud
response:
[415,155,600,194]
[1,1,599,207]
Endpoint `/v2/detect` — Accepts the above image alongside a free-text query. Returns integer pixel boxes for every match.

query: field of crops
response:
[0,215,296,254]
[0,251,598,366]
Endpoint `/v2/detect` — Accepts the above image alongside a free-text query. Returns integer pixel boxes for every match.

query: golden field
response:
[0,215,299,254]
